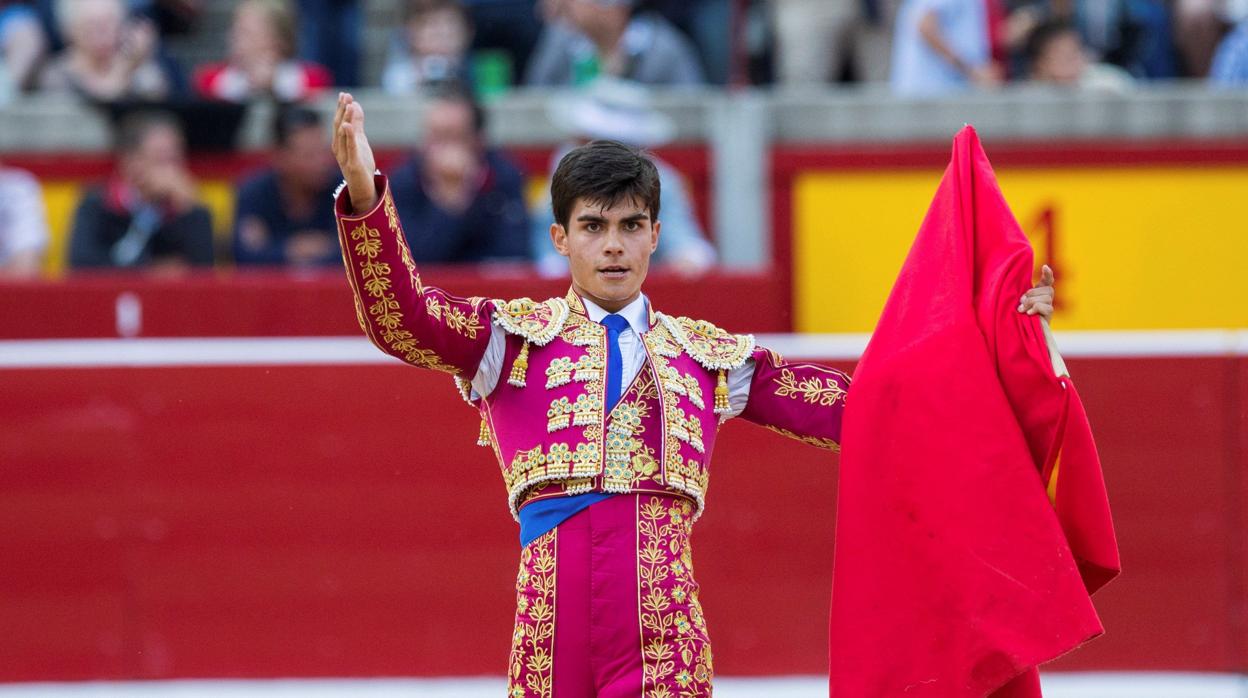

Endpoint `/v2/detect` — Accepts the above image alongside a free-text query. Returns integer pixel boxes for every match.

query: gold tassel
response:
[713,369,729,414]
[508,340,530,387]
[477,418,491,447]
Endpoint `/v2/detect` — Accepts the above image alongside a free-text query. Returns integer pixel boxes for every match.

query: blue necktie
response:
[601,313,630,413]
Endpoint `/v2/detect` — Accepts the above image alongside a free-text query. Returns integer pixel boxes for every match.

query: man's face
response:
[1034,32,1087,84]
[122,124,185,198]
[277,124,333,191]
[551,196,659,312]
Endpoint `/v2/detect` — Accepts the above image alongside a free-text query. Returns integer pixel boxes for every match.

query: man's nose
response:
[602,228,625,254]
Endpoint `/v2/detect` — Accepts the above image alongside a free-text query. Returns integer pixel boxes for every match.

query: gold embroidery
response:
[638,497,713,696]
[658,313,755,371]
[570,393,601,427]
[425,296,485,339]
[349,221,457,373]
[762,424,841,452]
[493,297,570,346]
[642,323,709,518]
[546,397,572,433]
[507,529,556,698]
[545,357,574,389]
[774,367,848,406]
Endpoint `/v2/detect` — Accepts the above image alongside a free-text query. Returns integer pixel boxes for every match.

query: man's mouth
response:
[598,266,630,279]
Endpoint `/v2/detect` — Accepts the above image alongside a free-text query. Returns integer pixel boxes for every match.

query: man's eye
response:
[623,221,641,232]
[585,223,601,233]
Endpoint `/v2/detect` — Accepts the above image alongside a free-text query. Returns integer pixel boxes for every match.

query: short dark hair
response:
[1025,19,1080,69]
[550,140,661,229]
[113,110,183,156]
[273,105,322,148]
[428,84,487,135]
[403,0,472,27]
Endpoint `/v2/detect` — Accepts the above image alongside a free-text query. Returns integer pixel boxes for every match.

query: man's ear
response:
[650,220,661,253]
[550,223,570,257]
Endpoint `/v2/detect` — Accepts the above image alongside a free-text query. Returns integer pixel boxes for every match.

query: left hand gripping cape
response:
[831,126,1120,697]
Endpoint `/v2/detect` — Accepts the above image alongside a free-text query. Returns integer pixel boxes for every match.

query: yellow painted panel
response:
[37,179,239,273]
[41,181,82,275]
[794,166,1248,332]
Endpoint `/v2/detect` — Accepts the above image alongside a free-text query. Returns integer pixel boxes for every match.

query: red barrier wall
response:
[3,346,1246,679]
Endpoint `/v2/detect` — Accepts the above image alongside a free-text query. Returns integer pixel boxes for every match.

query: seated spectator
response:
[68,111,213,270]
[1006,0,1178,78]
[771,0,898,85]
[389,88,528,262]
[891,0,1002,96]
[526,0,705,86]
[296,0,361,87]
[193,0,332,103]
[233,106,339,267]
[1174,0,1230,77]
[0,161,50,277]
[1026,19,1132,90]
[0,1,48,96]
[382,0,474,95]
[39,0,178,101]
[533,77,715,277]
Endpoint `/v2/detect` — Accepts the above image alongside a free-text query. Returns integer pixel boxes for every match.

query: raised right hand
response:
[332,92,379,212]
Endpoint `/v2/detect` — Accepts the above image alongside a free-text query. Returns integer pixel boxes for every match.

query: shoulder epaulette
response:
[491,296,570,346]
[657,312,755,371]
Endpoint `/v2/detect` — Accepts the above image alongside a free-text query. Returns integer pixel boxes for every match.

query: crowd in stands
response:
[1,0,1247,278]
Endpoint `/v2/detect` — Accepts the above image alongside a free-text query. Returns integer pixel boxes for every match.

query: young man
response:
[331,92,1054,696]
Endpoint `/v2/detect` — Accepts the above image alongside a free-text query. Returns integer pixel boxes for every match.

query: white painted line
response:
[0,330,1245,369]
[0,675,1241,698]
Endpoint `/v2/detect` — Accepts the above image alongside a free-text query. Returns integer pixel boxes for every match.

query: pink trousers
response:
[507,493,713,697]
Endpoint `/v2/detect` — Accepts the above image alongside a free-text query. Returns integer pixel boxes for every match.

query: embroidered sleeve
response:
[739,346,849,451]
[335,174,492,375]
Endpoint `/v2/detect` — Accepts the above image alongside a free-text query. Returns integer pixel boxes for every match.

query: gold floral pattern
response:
[774,366,848,407]
[346,219,458,373]
[638,496,713,697]
[762,424,841,452]
[425,296,485,339]
[508,529,557,698]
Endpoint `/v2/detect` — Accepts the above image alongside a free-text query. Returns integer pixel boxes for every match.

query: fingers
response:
[1040,264,1054,286]
[333,92,346,139]
[1025,302,1054,317]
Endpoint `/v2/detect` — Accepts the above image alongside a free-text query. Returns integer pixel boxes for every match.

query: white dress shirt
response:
[470,293,754,417]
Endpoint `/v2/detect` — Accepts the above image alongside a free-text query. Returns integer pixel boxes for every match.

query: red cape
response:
[830,126,1119,697]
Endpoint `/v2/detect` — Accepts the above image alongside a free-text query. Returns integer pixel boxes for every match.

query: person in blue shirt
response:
[233,106,341,267]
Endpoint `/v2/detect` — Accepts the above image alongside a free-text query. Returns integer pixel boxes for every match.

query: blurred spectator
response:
[891,0,1002,96]
[771,0,899,84]
[526,0,706,86]
[1006,0,1178,78]
[0,162,49,277]
[234,106,339,267]
[1174,0,1230,77]
[1025,18,1132,89]
[193,0,332,103]
[532,78,714,277]
[68,111,213,270]
[643,0,731,83]
[382,0,474,95]
[297,0,360,87]
[39,0,179,101]
[389,89,528,262]
[0,1,48,97]
[1211,9,1248,84]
